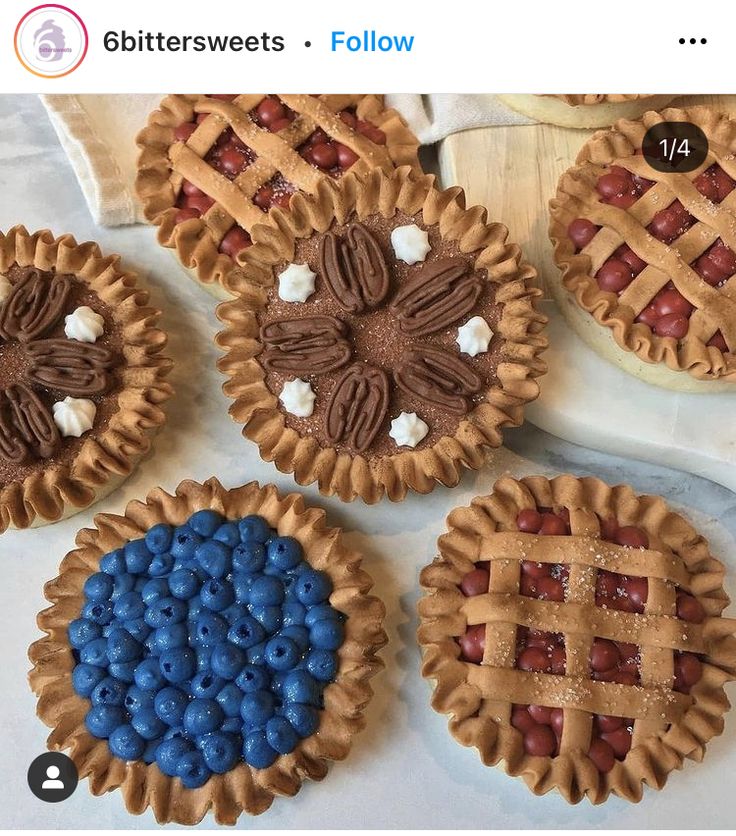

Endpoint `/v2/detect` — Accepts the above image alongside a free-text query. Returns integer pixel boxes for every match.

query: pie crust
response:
[0,226,172,531]
[497,94,675,129]
[418,473,736,804]
[215,166,547,503]
[28,478,386,824]
[136,94,421,299]
[549,107,736,392]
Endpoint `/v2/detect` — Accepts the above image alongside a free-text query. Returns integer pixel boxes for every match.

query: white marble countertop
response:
[0,94,734,829]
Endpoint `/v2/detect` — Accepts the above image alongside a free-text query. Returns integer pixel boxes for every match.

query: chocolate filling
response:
[257,209,502,458]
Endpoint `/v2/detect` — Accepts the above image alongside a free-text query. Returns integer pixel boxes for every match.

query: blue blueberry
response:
[193,613,228,646]
[73,663,106,697]
[264,636,299,671]
[170,526,203,560]
[221,603,249,625]
[134,658,166,691]
[154,686,189,726]
[269,672,286,700]
[227,616,265,650]
[238,515,271,544]
[304,603,340,627]
[265,715,299,755]
[109,724,146,760]
[156,736,193,777]
[144,523,173,555]
[159,647,197,683]
[282,602,307,628]
[175,750,211,789]
[211,642,246,680]
[124,618,151,643]
[246,641,267,666]
[124,685,156,714]
[201,578,235,612]
[100,548,126,575]
[80,637,108,667]
[266,536,302,571]
[294,569,332,606]
[163,726,188,741]
[91,676,127,707]
[113,591,145,621]
[168,569,200,600]
[281,670,320,706]
[235,664,269,694]
[186,594,204,621]
[83,572,114,602]
[132,707,167,741]
[232,572,254,604]
[124,539,153,574]
[280,625,310,653]
[134,576,149,594]
[141,578,169,606]
[213,522,240,547]
[305,649,338,682]
[242,731,278,769]
[195,540,231,579]
[183,699,223,735]
[221,717,242,735]
[153,623,189,652]
[232,542,266,574]
[82,600,114,626]
[191,672,224,700]
[200,731,239,773]
[107,628,141,663]
[144,597,187,629]
[108,661,137,683]
[281,704,320,738]
[216,683,244,718]
[68,618,102,649]
[111,573,136,600]
[310,619,345,651]
[189,510,225,538]
[239,690,275,727]
[250,605,282,634]
[148,553,174,577]
[86,705,126,738]
[249,576,284,608]
[196,645,214,673]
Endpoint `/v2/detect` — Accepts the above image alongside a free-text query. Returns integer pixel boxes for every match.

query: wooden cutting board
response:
[438,95,736,490]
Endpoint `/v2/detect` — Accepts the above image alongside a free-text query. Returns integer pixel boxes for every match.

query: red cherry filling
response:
[694,239,736,288]
[219,227,252,259]
[693,164,736,204]
[648,199,694,244]
[296,108,385,176]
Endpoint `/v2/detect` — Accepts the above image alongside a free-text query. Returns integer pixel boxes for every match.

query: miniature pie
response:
[29,478,386,825]
[497,95,675,129]
[0,226,172,531]
[549,107,736,392]
[418,473,736,804]
[215,167,547,503]
[136,94,420,299]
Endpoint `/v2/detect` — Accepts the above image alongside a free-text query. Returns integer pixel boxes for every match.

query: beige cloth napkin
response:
[40,93,533,227]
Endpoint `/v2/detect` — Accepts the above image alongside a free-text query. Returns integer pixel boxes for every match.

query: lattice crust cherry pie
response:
[549,107,736,392]
[136,94,420,298]
[215,167,547,504]
[418,474,736,804]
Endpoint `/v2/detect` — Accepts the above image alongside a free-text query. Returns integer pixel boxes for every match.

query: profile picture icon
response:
[14,5,88,78]
[27,752,78,802]
[33,19,67,64]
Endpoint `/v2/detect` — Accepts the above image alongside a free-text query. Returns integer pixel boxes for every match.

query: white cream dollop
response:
[389,411,429,449]
[279,378,316,418]
[456,316,494,357]
[53,397,97,437]
[0,274,12,305]
[64,305,105,343]
[390,224,431,265]
[278,263,317,303]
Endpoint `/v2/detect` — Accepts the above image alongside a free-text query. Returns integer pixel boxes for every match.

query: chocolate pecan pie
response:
[0,226,172,530]
[136,95,420,299]
[497,94,675,128]
[215,167,547,503]
[549,107,736,391]
[418,474,736,804]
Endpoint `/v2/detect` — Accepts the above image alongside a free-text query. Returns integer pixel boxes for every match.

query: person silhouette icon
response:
[41,765,64,790]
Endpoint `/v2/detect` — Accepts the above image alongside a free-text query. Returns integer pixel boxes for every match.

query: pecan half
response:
[0,384,60,463]
[25,339,115,396]
[394,346,482,415]
[0,269,72,342]
[260,315,352,375]
[389,257,483,337]
[324,363,389,453]
[319,223,390,314]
